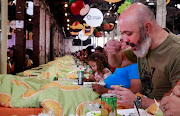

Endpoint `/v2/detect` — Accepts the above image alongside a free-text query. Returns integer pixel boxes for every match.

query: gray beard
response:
[133,36,152,58]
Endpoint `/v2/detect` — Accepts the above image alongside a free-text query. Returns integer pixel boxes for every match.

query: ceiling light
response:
[67,19,70,22]
[26,1,33,15]
[28,19,32,21]
[67,27,69,30]
[148,2,154,5]
[67,24,69,26]
[65,13,68,16]
[13,0,16,5]
[146,0,149,2]
[64,3,68,7]
[176,4,180,9]
[107,12,110,16]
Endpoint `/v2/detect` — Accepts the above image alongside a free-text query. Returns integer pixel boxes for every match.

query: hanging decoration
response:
[117,0,133,14]
[26,1,33,16]
[78,30,89,41]
[82,23,94,36]
[104,0,122,3]
[70,21,83,36]
[83,8,103,27]
[69,0,77,4]
[166,0,170,4]
[102,10,118,32]
[69,0,90,16]
[94,28,104,37]
[102,19,115,32]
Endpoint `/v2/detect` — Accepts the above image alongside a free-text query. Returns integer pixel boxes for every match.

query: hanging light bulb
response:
[176,4,180,9]
[64,3,68,7]
[65,13,68,16]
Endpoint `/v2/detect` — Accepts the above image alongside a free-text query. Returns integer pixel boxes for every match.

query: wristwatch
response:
[134,96,142,108]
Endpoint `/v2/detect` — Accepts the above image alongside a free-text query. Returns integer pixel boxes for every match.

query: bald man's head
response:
[118,3,157,58]
[120,3,156,28]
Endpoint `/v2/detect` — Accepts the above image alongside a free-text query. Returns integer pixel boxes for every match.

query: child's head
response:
[88,53,109,73]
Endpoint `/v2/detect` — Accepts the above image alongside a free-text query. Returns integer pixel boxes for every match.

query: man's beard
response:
[133,29,152,58]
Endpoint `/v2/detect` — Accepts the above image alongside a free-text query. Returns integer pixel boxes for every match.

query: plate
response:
[117,109,152,116]
[86,109,152,116]
[72,82,97,85]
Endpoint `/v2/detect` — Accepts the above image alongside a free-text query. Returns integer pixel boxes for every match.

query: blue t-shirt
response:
[104,63,139,89]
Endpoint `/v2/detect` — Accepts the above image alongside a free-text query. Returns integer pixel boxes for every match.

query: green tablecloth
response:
[0,56,99,116]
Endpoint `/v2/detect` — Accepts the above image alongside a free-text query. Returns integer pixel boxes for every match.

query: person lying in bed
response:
[92,63,141,95]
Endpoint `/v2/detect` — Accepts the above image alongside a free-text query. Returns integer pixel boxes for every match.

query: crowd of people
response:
[7,45,33,74]
[72,2,180,116]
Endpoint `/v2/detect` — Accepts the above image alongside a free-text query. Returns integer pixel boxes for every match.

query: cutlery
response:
[133,101,140,116]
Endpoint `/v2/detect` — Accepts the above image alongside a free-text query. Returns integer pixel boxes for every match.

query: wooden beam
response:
[33,1,40,67]
[0,0,8,74]
[15,0,26,73]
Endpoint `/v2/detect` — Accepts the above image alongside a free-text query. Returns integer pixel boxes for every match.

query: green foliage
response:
[69,0,77,4]
[102,19,107,24]
[117,0,133,14]
[94,28,98,32]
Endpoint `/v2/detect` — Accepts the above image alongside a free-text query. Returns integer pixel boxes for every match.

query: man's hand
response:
[108,85,137,108]
[84,74,96,82]
[106,40,122,55]
[92,84,108,95]
[160,95,180,116]
[173,86,180,97]
[94,73,103,82]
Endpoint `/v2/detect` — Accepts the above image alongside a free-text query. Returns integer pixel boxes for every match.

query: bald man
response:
[105,3,180,109]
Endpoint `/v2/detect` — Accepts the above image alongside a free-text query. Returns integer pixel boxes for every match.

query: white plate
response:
[72,82,97,85]
[117,109,152,116]
[86,109,152,116]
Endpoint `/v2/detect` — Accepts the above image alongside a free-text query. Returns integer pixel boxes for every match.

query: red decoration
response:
[70,0,85,15]
[103,23,114,31]
[95,31,103,37]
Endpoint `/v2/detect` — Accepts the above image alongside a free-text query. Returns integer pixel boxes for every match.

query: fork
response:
[154,98,160,113]
[133,101,140,116]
